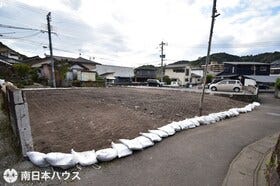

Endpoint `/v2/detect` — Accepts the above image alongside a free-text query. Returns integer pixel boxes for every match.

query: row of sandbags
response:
[27,102,261,169]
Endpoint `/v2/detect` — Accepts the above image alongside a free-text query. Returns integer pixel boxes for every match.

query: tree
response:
[163,75,171,85]
[206,74,214,83]
[276,78,280,90]
[13,63,31,80]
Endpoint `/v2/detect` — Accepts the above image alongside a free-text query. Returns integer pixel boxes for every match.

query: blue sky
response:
[0,0,279,67]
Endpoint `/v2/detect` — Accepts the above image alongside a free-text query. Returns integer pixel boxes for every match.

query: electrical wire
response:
[0,31,43,39]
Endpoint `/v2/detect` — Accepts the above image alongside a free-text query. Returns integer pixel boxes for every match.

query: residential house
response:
[201,61,224,75]
[94,64,134,85]
[216,62,271,85]
[270,60,280,75]
[217,62,270,77]
[0,42,26,80]
[28,55,100,85]
[190,69,203,85]
[134,65,157,82]
[164,63,191,86]
[0,42,27,61]
[243,75,280,86]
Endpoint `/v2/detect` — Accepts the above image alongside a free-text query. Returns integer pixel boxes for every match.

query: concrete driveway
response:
[66,93,280,186]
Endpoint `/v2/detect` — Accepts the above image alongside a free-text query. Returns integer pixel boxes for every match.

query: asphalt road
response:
[61,93,280,186]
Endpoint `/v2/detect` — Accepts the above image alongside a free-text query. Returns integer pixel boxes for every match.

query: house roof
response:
[0,42,27,60]
[165,64,190,69]
[191,72,202,77]
[135,65,156,70]
[0,55,21,64]
[271,60,280,68]
[223,62,269,65]
[191,70,203,77]
[244,75,280,83]
[95,65,134,78]
[0,59,12,66]
[45,55,101,65]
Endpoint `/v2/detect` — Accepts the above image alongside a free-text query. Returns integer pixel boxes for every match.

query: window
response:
[173,68,185,73]
[260,66,267,71]
[197,78,200,82]
[185,78,189,82]
[218,81,227,84]
[232,67,235,73]
[228,81,236,84]
[185,69,189,76]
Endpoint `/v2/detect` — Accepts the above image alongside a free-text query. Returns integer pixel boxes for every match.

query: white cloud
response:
[1,0,279,66]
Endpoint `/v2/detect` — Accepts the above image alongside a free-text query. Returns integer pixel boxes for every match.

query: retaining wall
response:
[2,84,33,157]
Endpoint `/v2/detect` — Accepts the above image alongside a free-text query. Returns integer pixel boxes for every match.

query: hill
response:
[170,52,280,67]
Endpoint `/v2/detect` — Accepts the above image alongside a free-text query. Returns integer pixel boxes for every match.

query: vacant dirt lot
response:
[25,87,245,153]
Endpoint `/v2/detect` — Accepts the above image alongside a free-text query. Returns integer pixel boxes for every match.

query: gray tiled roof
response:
[224,62,269,65]
[95,65,134,78]
[244,75,280,83]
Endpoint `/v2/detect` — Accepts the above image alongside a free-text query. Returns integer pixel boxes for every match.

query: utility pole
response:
[159,41,167,82]
[47,12,56,88]
[198,0,219,116]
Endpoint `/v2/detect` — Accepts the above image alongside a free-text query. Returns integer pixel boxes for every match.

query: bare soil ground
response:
[24,87,246,153]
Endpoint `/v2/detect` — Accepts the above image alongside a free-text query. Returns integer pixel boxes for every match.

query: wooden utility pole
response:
[159,41,167,82]
[198,0,219,116]
[47,12,56,88]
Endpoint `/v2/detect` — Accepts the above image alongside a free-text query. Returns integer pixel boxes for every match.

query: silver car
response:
[209,79,242,92]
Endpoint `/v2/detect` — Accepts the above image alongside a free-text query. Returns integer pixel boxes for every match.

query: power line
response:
[0,31,42,39]
[0,23,57,34]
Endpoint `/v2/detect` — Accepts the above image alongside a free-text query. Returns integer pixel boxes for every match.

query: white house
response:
[164,64,191,86]
[94,64,134,84]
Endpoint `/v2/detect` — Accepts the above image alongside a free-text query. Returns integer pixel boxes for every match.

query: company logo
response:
[3,169,18,183]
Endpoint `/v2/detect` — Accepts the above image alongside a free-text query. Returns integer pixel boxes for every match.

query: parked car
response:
[147,79,162,87]
[170,81,180,87]
[209,79,242,92]
[257,83,270,89]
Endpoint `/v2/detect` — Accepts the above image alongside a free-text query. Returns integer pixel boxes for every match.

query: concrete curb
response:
[222,132,279,186]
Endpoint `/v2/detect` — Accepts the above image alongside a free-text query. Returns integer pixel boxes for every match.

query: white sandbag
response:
[167,122,181,131]
[189,118,200,127]
[205,115,216,124]
[71,149,97,166]
[111,142,133,158]
[45,152,78,169]
[134,136,154,148]
[237,107,246,113]
[178,119,191,129]
[187,122,196,128]
[229,108,239,116]
[253,102,260,107]
[148,129,169,138]
[195,116,210,125]
[208,114,219,122]
[27,151,50,168]
[216,112,226,120]
[140,132,162,142]
[158,125,176,136]
[220,112,228,119]
[244,105,252,112]
[119,139,143,150]
[96,148,118,161]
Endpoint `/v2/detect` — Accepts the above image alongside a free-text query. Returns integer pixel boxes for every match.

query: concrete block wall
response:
[2,85,33,157]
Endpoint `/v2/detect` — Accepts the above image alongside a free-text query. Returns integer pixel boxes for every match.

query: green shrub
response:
[163,75,171,85]
[276,78,280,89]
[206,74,214,83]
